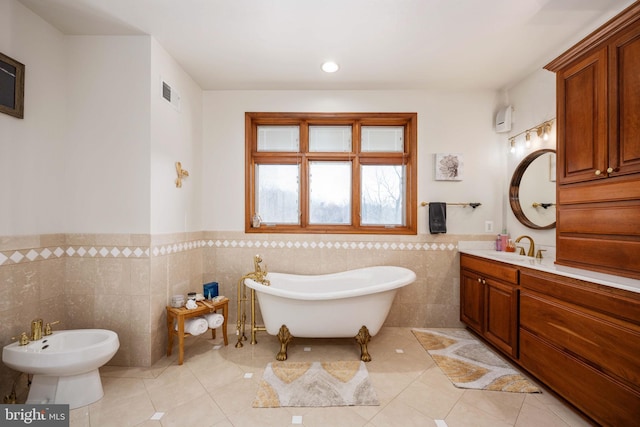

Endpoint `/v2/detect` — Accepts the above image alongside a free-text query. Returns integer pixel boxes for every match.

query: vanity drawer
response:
[555,236,640,280]
[520,269,640,324]
[460,254,518,284]
[557,203,640,236]
[520,290,640,390]
[520,329,640,427]
[557,178,640,204]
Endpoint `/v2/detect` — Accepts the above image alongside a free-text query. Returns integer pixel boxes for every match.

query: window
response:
[245,112,417,234]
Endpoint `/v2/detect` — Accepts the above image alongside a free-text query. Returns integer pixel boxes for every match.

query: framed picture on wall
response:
[0,52,25,119]
[435,153,463,181]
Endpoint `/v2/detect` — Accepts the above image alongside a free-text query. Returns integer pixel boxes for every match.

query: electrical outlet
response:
[485,221,494,232]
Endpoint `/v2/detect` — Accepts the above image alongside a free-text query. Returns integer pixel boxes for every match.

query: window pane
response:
[361,126,404,152]
[309,161,351,224]
[257,126,299,151]
[256,164,299,224]
[309,126,352,152]
[361,165,405,225]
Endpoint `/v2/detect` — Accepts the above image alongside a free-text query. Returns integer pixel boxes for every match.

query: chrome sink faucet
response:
[515,235,536,257]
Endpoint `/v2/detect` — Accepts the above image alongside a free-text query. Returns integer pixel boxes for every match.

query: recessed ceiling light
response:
[321,61,339,73]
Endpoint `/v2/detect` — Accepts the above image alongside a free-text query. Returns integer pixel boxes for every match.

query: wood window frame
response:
[245,112,417,234]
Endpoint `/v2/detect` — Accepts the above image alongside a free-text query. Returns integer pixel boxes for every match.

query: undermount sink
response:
[488,252,530,263]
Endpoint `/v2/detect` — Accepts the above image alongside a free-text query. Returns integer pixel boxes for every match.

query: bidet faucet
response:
[30,318,43,341]
[515,235,535,257]
[44,320,60,336]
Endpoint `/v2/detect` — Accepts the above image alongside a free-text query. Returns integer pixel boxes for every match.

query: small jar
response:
[170,295,185,308]
[187,292,196,301]
[505,239,516,252]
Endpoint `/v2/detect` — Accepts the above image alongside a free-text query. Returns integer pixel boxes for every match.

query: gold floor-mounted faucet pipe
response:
[515,235,536,257]
[235,255,270,348]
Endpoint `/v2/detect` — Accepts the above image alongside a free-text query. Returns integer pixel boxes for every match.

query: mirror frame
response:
[509,148,556,230]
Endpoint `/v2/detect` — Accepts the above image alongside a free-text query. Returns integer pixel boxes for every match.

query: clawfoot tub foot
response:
[276,325,293,361]
[355,325,372,362]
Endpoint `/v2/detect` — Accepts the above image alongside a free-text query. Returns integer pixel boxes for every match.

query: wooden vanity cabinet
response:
[460,254,519,358]
[519,268,640,426]
[546,3,640,280]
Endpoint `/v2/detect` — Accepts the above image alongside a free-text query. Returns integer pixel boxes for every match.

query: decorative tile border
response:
[151,239,458,256]
[0,246,150,267]
[0,237,463,267]
[151,240,205,256]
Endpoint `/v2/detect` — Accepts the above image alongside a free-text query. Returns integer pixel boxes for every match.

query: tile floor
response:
[70,327,593,427]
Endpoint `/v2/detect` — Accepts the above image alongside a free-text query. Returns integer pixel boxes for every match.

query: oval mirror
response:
[509,149,556,230]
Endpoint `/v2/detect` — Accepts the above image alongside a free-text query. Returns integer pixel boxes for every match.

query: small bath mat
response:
[412,328,540,393]
[252,360,379,407]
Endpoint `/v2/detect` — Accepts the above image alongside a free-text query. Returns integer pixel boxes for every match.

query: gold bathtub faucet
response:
[252,254,270,286]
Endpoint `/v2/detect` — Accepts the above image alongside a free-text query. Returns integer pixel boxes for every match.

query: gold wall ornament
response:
[175,161,189,188]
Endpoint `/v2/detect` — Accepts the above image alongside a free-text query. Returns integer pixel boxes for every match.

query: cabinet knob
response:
[607,167,613,174]
[477,278,482,282]
[482,279,486,284]
[595,169,602,176]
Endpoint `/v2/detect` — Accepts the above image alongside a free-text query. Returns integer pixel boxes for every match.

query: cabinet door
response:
[557,48,608,184]
[460,269,483,333]
[485,279,519,357]
[609,23,640,177]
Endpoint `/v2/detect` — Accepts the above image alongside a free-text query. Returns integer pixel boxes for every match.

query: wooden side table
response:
[166,297,229,365]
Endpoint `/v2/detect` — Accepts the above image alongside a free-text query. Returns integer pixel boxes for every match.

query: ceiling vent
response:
[161,79,181,111]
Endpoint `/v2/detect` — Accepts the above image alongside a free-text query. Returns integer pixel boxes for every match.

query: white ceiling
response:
[18,0,634,91]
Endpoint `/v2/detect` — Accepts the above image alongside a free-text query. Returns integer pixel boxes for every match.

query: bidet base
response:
[27,369,105,409]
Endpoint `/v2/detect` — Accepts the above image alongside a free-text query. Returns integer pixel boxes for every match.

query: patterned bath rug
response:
[412,328,540,393]
[252,360,380,407]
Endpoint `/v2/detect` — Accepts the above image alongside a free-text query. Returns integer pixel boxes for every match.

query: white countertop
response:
[459,248,640,294]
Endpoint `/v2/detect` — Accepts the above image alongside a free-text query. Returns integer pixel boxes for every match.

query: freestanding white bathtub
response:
[244,265,416,361]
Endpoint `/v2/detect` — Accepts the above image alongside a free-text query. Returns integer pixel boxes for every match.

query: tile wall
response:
[0,231,492,400]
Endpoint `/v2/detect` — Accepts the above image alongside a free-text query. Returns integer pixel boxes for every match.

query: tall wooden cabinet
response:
[545,2,640,280]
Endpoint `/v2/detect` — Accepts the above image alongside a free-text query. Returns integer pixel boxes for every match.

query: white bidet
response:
[2,329,119,409]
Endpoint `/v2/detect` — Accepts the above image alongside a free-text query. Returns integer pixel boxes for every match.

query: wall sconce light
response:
[175,161,189,188]
[536,122,552,141]
[507,117,555,154]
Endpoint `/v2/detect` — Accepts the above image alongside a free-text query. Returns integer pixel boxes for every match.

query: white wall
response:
[1,0,204,237]
[202,90,504,235]
[150,38,203,234]
[65,35,151,234]
[0,0,67,236]
[504,69,557,248]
